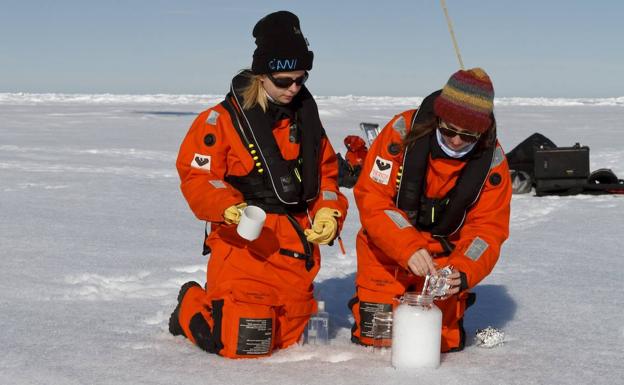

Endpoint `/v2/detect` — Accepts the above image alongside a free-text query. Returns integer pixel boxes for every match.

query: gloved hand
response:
[223,202,248,225]
[304,207,342,245]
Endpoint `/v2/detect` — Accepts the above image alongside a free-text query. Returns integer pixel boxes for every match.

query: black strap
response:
[285,213,314,271]
[279,248,307,260]
[202,221,212,256]
[433,235,456,254]
[221,97,251,147]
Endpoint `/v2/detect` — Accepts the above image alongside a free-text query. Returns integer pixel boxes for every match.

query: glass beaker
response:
[372,311,393,355]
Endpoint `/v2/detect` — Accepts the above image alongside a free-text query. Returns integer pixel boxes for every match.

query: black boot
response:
[168,281,202,337]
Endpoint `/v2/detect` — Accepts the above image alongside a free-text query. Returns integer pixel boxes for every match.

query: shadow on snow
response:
[314,277,516,343]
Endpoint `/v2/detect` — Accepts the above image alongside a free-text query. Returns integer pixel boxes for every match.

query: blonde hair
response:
[241,71,268,111]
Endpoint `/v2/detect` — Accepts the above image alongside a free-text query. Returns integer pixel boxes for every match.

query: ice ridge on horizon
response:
[1,93,623,107]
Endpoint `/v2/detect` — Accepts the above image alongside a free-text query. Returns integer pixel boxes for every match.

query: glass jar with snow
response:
[391,293,442,369]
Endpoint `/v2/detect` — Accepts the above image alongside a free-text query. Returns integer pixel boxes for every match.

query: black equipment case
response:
[534,143,590,195]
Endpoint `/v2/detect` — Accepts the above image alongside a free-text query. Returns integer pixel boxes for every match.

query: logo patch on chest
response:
[191,153,211,171]
[370,156,393,185]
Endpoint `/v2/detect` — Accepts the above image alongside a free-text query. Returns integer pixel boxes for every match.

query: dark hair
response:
[402,113,497,153]
[402,114,437,150]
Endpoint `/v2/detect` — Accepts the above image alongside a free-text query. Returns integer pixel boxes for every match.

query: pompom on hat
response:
[433,68,495,134]
[251,11,314,74]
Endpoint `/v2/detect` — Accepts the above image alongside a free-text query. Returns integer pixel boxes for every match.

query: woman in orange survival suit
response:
[168,11,347,358]
[350,68,511,352]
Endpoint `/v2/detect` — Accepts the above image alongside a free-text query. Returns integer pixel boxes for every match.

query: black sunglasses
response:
[438,121,481,143]
[267,72,308,88]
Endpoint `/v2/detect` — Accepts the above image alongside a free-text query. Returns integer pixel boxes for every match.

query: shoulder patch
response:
[384,210,412,229]
[392,116,407,139]
[206,110,219,126]
[191,153,211,171]
[465,237,489,261]
[369,156,393,185]
[490,146,505,169]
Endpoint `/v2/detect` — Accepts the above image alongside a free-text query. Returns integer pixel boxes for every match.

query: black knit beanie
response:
[251,11,314,74]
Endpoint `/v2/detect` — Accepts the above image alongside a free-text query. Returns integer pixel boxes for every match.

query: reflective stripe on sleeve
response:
[490,146,505,169]
[392,116,407,139]
[209,180,226,189]
[384,210,412,229]
[322,190,338,201]
[206,110,219,125]
[465,237,489,261]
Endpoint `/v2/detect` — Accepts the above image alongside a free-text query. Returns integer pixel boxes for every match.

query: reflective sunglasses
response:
[438,121,481,143]
[267,72,308,88]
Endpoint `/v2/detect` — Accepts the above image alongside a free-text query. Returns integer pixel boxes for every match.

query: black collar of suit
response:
[223,71,323,206]
[396,90,495,240]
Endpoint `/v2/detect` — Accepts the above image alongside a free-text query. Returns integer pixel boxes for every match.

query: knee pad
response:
[183,293,277,359]
[216,293,276,358]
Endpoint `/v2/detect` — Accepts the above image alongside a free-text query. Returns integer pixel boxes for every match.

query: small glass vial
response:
[372,311,393,355]
[391,293,442,369]
[306,300,329,345]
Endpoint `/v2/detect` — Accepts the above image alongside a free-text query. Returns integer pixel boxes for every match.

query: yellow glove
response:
[223,202,247,225]
[304,208,342,245]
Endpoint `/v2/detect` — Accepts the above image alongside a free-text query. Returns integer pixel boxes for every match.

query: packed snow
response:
[1,93,622,384]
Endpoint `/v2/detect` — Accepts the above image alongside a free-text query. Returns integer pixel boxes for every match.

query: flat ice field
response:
[1,93,623,384]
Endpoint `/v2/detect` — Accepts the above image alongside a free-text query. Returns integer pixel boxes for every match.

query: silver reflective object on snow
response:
[475,326,505,348]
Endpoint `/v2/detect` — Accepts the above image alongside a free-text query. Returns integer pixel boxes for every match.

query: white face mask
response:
[436,129,477,158]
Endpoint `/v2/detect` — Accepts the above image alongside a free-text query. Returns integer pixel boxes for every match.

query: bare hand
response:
[407,249,437,277]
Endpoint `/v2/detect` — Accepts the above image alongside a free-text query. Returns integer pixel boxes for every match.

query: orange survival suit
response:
[350,94,511,352]
[344,135,368,169]
[174,72,348,358]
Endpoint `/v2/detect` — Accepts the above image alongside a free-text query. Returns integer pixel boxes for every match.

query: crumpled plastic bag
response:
[475,326,505,348]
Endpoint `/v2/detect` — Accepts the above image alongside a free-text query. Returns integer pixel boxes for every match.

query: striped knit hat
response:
[433,67,494,134]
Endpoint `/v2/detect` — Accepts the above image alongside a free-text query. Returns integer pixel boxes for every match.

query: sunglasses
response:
[267,72,308,88]
[438,121,481,143]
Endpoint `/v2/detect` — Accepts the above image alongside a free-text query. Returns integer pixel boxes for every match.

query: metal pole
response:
[440,0,465,69]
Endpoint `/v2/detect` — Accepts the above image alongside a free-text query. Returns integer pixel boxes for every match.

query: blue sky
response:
[1,0,623,97]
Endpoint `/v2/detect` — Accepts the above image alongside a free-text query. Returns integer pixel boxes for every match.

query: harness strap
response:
[202,221,212,256]
[433,235,456,254]
[285,214,314,271]
[279,248,308,260]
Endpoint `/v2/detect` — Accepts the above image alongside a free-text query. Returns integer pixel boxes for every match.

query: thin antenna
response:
[440,0,465,69]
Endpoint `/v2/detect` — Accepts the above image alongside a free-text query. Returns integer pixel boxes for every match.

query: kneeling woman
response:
[169,11,347,358]
[350,68,511,352]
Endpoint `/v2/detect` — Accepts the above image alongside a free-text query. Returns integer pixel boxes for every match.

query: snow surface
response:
[1,93,623,384]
